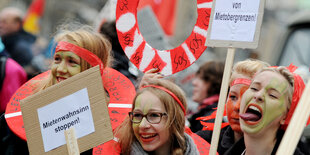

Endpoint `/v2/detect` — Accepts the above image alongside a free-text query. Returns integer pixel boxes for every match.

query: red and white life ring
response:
[5,68,136,141]
[116,0,212,75]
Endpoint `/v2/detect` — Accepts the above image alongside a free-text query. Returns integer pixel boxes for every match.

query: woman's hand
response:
[138,68,164,88]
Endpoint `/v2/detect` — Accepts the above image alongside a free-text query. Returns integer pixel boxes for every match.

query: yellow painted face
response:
[240,71,289,134]
[132,91,171,153]
[51,51,81,84]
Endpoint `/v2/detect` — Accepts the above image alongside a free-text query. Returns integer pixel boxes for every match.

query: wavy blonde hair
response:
[36,25,112,90]
[115,79,187,155]
[230,59,270,83]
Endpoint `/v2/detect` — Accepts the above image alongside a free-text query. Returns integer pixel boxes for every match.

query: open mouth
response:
[140,133,157,143]
[240,104,262,125]
[57,77,67,83]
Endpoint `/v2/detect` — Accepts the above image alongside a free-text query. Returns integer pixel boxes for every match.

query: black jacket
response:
[224,130,310,155]
[189,102,218,133]
[2,29,35,67]
[196,126,235,155]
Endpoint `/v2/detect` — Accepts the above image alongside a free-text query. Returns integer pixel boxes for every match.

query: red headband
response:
[142,85,186,115]
[230,78,251,87]
[281,64,309,129]
[55,41,104,75]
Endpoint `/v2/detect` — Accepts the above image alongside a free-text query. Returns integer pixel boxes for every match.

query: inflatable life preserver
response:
[5,67,136,141]
[116,0,212,75]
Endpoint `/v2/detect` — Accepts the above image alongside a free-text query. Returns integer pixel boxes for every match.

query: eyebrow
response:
[251,81,261,86]
[268,87,280,93]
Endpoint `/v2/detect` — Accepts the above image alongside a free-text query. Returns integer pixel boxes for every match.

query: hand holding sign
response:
[20,66,113,155]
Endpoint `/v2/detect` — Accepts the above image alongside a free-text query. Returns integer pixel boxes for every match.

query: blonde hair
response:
[37,25,112,90]
[258,67,294,109]
[230,59,270,84]
[116,79,187,155]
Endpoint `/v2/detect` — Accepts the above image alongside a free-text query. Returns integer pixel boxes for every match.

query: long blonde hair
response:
[115,79,187,155]
[37,25,112,90]
[230,59,270,83]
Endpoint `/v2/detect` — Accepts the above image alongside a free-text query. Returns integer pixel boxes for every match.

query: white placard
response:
[37,88,95,152]
[210,0,260,42]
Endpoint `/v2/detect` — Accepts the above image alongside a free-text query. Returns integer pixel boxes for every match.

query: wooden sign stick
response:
[276,78,310,155]
[65,127,80,155]
[209,48,236,155]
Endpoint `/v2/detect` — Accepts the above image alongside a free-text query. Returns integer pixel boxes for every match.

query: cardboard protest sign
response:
[5,67,135,142]
[116,0,212,75]
[20,66,113,155]
[205,0,265,49]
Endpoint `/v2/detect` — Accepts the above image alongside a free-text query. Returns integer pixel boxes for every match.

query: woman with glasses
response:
[115,78,200,155]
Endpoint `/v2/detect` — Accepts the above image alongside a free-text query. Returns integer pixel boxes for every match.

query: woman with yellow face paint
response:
[37,25,112,90]
[225,65,310,155]
[115,79,201,155]
[0,25,112,155]
[196,59,270,155]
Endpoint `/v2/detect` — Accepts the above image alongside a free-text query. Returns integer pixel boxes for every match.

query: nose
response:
[57,61,68,74]
[139,117,151,128]
[253,90,264,102]
[192,77,199,86]
[234,99,240,112]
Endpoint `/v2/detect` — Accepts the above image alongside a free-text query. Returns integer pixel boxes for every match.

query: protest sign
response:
[205,0,265,49]
[204,0,265,154]
[20,66,113,155]
[5,67,135,141]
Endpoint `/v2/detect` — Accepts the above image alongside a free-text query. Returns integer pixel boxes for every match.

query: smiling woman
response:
[115,79,202,155]
[225,65,310,155]
[0,24,112,155]
[36,25,112,91]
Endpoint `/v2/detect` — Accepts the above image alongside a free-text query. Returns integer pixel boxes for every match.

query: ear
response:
[280,118,286,125]
[280,114,287,125]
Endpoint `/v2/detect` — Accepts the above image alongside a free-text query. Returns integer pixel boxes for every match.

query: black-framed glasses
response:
[128,112,167,124]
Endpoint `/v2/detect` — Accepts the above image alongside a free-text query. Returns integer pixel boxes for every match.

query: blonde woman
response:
[196,59,270,154]
[116,79,199,155]
[0,25,112,155]
[225,65,309,155]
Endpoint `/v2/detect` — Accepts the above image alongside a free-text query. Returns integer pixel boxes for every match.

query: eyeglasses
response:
[128,112,167,124]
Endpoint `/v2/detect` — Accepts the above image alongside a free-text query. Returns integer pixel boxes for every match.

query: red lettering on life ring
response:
[116,0,212,75]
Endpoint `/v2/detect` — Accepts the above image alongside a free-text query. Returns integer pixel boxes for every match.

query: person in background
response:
[115,79,199,155]
[0,7,36,78]
[188,61,224,132]
[225,65,309,155]
[0,38,27,114]
[99,20,137,84]
[0,24,112,155]
[196,59,270,154]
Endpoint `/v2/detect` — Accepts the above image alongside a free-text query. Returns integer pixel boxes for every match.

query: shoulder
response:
[184,133,200,155]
